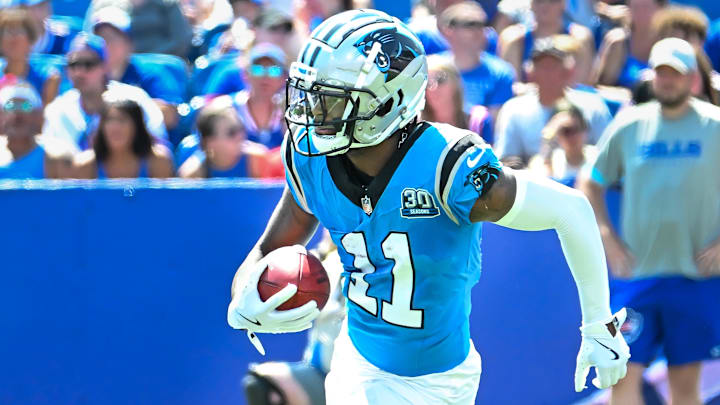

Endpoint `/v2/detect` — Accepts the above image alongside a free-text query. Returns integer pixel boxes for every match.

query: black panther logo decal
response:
[354,28,422,74]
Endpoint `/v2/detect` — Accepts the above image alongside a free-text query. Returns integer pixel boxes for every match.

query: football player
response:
[228,9,629,405]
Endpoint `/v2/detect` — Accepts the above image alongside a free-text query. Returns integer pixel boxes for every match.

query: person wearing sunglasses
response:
[529,99,595,181]
[231,42,288,149]
[42,32,168,153]
[91,7,183,133]
[0,83,73,179]
[438,2,515,122]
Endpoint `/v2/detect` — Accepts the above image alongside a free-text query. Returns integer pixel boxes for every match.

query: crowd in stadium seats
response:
[0,0,719,184]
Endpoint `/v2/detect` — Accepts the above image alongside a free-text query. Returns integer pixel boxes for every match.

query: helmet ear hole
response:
[376,98,394,117]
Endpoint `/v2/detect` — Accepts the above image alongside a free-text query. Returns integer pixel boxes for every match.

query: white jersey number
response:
[341,232,423,328]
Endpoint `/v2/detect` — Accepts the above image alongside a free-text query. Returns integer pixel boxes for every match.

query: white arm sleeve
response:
[494,169,612,324]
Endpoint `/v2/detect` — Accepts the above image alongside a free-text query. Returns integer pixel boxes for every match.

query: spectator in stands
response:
[178,96,281,178]
[0,8,61,104]
[421,54,494,143]
[593,0,667,89]
[494,36,611,168]
[528,99,596,180]
[632,51,719,106]
[43,33,167,152]
[72,96,173,179]
[230,0,263,26]
[499,0,595,84]
[294,0,353,37]
[24,0,77,55]
[91,7,182,131]
[578,38,720,405]
[409,0,499,56]
[253,8,303,62]
[0,83,72,178]
[651,6,719,105]
[229,42,287,149]
[653,5,709,50]
[438,1,515,119]
[128,0,193,58]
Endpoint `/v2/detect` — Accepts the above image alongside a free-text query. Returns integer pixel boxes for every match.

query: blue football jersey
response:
[283,122,503,376]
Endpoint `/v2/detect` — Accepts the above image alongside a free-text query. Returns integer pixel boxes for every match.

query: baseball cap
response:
[68,32,107,62]
[254,8,293,30]
[649,37,697,74]
[531,37,567,61]
[92,7,131,37]
[0,82,42,111]
[249,42,286,66]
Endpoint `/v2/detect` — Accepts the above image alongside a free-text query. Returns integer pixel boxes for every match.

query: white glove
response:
[574,308,631,392]
[227,247,320,355]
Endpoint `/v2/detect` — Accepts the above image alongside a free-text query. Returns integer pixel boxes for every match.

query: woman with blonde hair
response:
[421,54,493,143]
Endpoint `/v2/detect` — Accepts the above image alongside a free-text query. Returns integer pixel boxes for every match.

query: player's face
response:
[652,65,693,108]
[310,92,348,135]
[102,106,135,152]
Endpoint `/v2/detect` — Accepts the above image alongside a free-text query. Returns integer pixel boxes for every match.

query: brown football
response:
[257,246,330,311]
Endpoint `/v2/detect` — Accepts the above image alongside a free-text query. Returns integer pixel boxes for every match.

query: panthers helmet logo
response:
[354,28,422,75]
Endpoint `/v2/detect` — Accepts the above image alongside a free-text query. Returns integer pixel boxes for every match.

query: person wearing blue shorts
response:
[579,37,720,405]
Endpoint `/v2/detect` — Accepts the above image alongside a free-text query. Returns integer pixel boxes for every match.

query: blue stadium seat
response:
[189,52,240,97]
[131,53,190,102]
[51,0,92,18]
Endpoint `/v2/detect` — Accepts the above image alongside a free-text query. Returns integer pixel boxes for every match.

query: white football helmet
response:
[285,9,427,156]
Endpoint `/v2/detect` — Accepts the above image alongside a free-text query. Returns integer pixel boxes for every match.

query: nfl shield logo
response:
[361,196,373,215]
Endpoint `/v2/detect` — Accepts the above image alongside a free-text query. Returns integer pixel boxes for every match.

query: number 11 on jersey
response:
[341,232,424,328]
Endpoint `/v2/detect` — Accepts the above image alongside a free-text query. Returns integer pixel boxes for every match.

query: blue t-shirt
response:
[283,122,502,376]
[207,154,248,178]
[120,57,185,105]
[0,144,45,179]
[616,51,649,90]
[458,52,516,112]
[0,60,59,98]
[202,62,245,96]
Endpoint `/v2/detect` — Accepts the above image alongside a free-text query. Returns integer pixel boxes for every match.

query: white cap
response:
[0,82,41,110]
[649,37,697,74]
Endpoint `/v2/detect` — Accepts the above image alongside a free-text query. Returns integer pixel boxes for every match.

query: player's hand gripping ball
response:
[258,246,331,311]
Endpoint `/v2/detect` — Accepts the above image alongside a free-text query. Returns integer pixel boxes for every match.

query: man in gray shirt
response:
[494,36,611,167]
[578,38,720,405]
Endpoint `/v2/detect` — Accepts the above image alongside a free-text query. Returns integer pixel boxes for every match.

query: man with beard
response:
[578,37,720,405]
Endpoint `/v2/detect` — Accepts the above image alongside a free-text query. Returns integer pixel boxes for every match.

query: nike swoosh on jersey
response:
[238,313,262,326]
[594,338,620,360]
[466,147,485,168]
